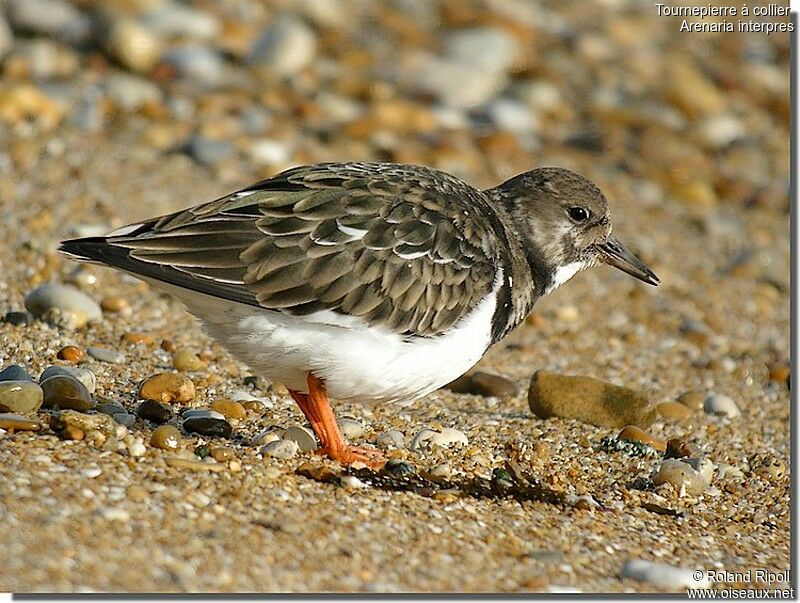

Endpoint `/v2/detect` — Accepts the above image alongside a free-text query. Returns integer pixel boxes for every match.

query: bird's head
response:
[490,167,659,291]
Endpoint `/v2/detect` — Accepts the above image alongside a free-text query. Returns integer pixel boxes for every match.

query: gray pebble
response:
[142,5,221,40]
[0,365,33,382]
[703,393,740,418]
[0,381,44,414]
[443,27,518,73]
[105,74,163,111]
[339,418,365,440]
[186,135,235,165]
[181,409,225,420]
[283,425,318,451]
[87,346,125,364]
[375,429,404,449]
[40,365,96,394]
[249,14,317,76]
[3,311,33,326]
[6,0,92,45]
[113,413,136,428]
[163,45,224,86]
[261,439,299,459]
[40,375,93,412]
[0,16,13,59]
[621,559,709,589]
[24,283,102,328]
[95,400,127,416]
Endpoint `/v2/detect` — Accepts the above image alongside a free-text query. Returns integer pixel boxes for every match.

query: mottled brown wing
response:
[72,163,501,336]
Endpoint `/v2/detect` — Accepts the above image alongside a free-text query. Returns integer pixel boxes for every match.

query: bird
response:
[60,162,659,468]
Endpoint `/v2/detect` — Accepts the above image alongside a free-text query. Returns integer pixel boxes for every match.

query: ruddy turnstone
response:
[61,162,659,468]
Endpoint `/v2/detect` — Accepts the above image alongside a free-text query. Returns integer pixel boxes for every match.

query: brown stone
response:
[528,370,656,428]
[676,391,706,410]
[121,332,155,345]
[150,424,181,450]
[618,425,666,452]
[655,401,692,423]
[57,345,83,362]
[138,373,195,404]
[100,296,127,313]
[0,412,42,432]
[210,399,246,420]
[210,446,235,462]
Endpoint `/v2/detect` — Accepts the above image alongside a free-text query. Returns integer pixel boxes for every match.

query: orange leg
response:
[288,374,386,469]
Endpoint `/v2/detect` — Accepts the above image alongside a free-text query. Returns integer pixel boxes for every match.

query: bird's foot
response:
[316,445,387,470]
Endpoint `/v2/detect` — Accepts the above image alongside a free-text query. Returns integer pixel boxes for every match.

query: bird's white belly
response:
[145,279,498,403]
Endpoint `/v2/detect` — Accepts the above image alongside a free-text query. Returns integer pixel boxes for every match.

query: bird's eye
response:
[567,207,590,222]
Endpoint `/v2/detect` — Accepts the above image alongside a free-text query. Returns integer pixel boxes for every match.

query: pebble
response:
[375,429,404,449]
[621,559,709,589]
[617,426,665,452]
[247,138,290,165]
[0,16,12,60]
[409,428,438,450]
[127,437,147,458]
[105,18,162,74]
[444,27,518,74]
[528,370,656,428]
[703,393,740,418]
[655,401,692,423]
[0,412,42,432]
[150,424,181,450]
[209,399,246,421]
[251,427,284,446]
[430,427,469,448]
[95,400,127,416]
[138,373,195,404]
[338,418,365,440]
[341,475,368,488]
[57,345,83,362]
[121,332,155,346]
[283,425,318,451]
[50,410,126,444]
[40,375,93,411]
[210,446,235,462]
[0,365,33,382]
[186,135,236,165]
[182,411,232,438]
[676,391,706,410]
[142,4,221,40]
[249,15,317,76]
[653,459,709,495]
[104,75,162,112]
[163,45,224,86]
[261,439,299,459]
[445,371,516,398]
[40,366,96,394]
[699,114,744,149]
[80,467,102,478]
[138,399,172,424]
[87,346,125,364]
[172,348,206,371]
[113,413,136,428]
[0,380,44,414]
[383,459,415,476]
[24,283,102,328]
[6,0,92,45]
[485,98,538,133]
[664,438,693,460]
[3,311,33,326]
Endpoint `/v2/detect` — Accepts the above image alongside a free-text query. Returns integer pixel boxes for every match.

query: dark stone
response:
[135,399,173,424]
[0,365,33,382]
[3,311,33,326]
[183,415,232,438]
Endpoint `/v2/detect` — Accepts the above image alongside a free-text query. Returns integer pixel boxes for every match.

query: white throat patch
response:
[545,260,587,294]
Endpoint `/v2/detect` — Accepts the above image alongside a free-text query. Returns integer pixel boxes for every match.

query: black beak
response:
[596,236,660,286]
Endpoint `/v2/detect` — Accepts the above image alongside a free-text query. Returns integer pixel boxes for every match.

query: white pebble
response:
[430,427,469,448]
[261,439,299,459]
[409,428,437,450]
[341,475,368,489]
[80,467,102,478]
[375,429,404,449]
[339,417,365,440]
[283,425,317,451]
[251,428,283,447]
[126,437,146,458]
[653,459,709,495]
[621,559,710,589]
[703,393,740,418]
[97,507,130,522]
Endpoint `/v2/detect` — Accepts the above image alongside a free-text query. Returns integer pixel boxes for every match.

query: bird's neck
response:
[483,189,551,345]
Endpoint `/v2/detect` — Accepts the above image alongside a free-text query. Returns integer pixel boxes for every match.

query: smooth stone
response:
[261,439,299,459]
[251,427,284,446]
[485,98,538,133]
[105,74,163,111]
[405,52,507,109]
[664,438,694,459]
[182,409,225,420]
[528,370,656,428]
[172,348,206,371]
[247,138,290,165]
[444,27,518,74]
[136,399,173,424]
[24,283,102,328]
[0,412,42,432]
[40,365,96,394]
[655,401,692,422]
[186,135,235,165]
[447,371,517,398]
[113,413,136,428]
[0,16,12,59]
[430,427,469,448]
[3,311,33,326]
[703,393,740,418]
[142,4,221,40]
[50,410,126,443]
[383,459,415,476]
[0,381,43,414]
[621,560,709,589]
[40,375,92,411]
[283,425,317,451]
[87,346,125,364]
[375,429,404,449]
[249,14,317,76]
[138,373,195,403]
[57,345,83,362]
[209,399,246,421]
[163,45,224,86]
[105,19,162,73]
[0,365,33,382]
[341,475,368,488]
[182,413,232,438]
[127,437,146,457]
[339,418,365,440]
[210,446,235,462]
[6,0,92,45]
[677,391,706,410]
[150,424,181,450]
[653,459,709,495]
[165,457,224,472]
[617,425,665,452]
